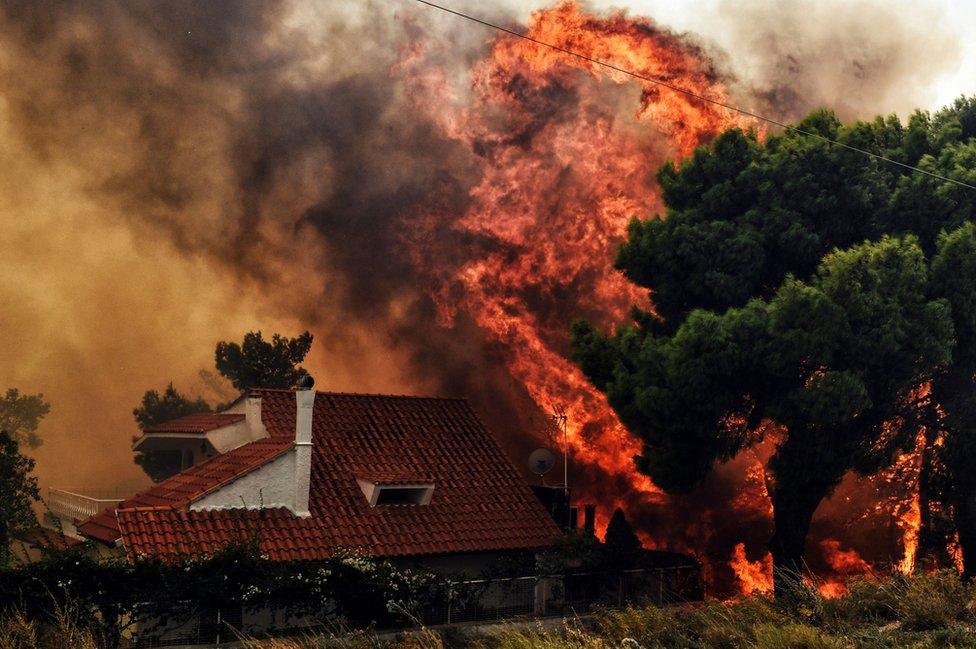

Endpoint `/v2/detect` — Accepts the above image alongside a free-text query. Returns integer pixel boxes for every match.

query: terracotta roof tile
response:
[143,412,245,434]
[88,390,559,560]
[76,436,292,543]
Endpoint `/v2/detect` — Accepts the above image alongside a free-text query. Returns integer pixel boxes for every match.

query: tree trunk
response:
[953,488,976,580]
[0,516,8,565]
[768,483,828,596]
[916,429,937,570]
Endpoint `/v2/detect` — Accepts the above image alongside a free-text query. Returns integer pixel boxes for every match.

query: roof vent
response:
[356,478,434,506]
[297,374,315,390]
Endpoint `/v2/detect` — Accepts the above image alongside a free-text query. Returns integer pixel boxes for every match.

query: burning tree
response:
[573,100,976,592]
[930,223,976,578]
[575,235,951,593]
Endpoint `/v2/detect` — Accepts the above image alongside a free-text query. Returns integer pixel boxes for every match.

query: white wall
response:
[190,449,296,512]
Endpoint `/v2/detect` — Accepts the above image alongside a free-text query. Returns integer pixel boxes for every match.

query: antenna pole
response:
[563,415,568,497]
[552,409,569,498]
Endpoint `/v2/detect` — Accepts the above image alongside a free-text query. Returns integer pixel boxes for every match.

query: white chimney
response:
[293,387,315,517]
[244,395,267,440]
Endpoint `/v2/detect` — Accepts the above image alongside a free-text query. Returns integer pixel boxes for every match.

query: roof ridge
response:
[184,440,295,504]
[119,505,179,513]
[77,436,295,544]
[248,387,468,402]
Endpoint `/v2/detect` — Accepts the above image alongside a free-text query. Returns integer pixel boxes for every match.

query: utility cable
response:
[412,0,976,191]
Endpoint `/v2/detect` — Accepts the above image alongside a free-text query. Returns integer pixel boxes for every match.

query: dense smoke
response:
[0,0,965,592]
[607,0,963,121]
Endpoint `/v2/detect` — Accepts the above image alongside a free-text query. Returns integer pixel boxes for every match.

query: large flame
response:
[730,542,773,596]
[400,1,746,527]
[396,0,929,590]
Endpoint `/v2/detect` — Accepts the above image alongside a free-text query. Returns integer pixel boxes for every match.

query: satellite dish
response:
[528,448,556,476]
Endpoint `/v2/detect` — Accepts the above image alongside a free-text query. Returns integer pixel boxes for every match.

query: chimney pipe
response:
[293,383,315,518]
[244,395,267,440]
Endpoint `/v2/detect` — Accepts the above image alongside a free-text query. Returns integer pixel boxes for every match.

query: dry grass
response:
[7,571,976,648]
[0,602,98,649]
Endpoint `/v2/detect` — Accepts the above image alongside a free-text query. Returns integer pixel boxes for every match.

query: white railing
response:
[47,488,125,522]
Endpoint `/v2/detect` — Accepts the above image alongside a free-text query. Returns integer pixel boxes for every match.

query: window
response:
[357,478,434,506]
[375,486,432,506]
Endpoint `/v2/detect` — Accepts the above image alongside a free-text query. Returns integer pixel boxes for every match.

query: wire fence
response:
[130,565,702,647]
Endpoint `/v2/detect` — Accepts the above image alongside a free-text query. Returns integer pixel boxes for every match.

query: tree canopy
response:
[573,96,976,590]
[132,383,211,483]
[133,331,315,482]
[214,330,313,391]
[0,431,39,565]
[0,388,50,449]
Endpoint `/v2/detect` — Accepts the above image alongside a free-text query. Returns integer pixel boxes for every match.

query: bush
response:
[894,570,973,631]
[592,605,690,647]
[0,542,457,647]
[751,623,845,649]
[7,564,976,648]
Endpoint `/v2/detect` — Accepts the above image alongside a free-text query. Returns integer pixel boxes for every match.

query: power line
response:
[412,0,976,191]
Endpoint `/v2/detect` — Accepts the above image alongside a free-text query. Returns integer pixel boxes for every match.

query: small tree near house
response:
[0,430,40,565]
[134,331,315,482]
[214,330,313,391]
[604,507,642,569]
[133,383,211,483]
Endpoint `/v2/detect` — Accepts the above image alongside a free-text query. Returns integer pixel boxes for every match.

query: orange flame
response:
[817,539,871,597]
[887,429,927,575]
[400,0,745,510]
[396,1,933,592]
[730,543,773,596]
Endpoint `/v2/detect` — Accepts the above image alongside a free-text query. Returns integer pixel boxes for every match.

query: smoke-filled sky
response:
[0,0,973,509]
[603,0,975,114]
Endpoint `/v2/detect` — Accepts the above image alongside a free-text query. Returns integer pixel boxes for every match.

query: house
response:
[72,385,561,577]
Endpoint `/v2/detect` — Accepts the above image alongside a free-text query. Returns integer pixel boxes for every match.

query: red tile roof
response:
[143,412,244,434]
[88,389,559,560]
[14,527,84,550]
[76,436,292,543]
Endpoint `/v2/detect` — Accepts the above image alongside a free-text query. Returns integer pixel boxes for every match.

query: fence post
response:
[447,582,454,624]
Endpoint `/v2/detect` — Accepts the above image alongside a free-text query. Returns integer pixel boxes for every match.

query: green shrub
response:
[894,570,973,631]
[591,605,689,647]
[751,623,845,649]
[817,577,900,631]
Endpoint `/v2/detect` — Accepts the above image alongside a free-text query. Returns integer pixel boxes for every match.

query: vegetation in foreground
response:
[6,570,976,648]
[237,570,976,648]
